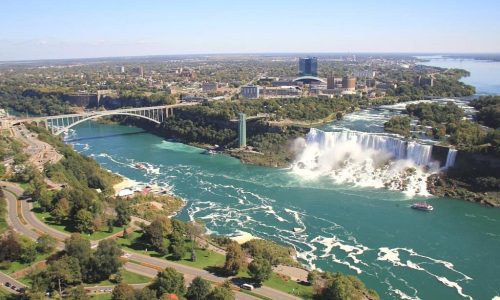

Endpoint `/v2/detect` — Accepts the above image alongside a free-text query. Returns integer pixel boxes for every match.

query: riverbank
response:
[428,174,500,207]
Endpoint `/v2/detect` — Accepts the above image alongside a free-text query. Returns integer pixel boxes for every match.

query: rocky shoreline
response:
[427,174,500,207]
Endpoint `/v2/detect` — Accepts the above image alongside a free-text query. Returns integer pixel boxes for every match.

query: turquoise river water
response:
[65,56,500,299]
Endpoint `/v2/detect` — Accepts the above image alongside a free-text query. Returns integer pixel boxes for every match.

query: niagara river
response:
[65,118,500,300]
[62,55,500,300]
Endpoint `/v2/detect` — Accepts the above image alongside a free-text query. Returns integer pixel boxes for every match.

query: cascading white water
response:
[292,128,437,196]
[444,148,458,169]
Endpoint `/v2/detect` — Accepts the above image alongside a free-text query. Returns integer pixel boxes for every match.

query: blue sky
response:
[1,0,499,60]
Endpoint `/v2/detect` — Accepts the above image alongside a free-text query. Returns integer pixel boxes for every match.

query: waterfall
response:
[305,128,433,166]
[444,148,458,169]
[292,129,437,196]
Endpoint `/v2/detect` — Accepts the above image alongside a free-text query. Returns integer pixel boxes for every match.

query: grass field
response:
[116,231,225,270]
[1,252,50,275]
[263,273,313,299]
[32,204,124,240]
[0,193,7,235]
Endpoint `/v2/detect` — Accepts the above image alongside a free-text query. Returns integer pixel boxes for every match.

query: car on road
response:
[241,283,254,291]
[5,282,11,287]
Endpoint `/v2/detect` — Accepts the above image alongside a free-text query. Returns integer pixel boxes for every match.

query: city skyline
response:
[1,0,500,61]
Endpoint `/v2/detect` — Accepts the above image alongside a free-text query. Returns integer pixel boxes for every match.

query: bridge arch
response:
[51,112,161,135]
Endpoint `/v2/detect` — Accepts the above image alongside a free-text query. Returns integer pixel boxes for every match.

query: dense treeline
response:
[0,88,75,116]
[384,102,499,155]
[23,234,123,299]
[184,97,357,121]
[384,116,411,136]
[20,126,123,234]
[27,125,120,193]
[470,96,500,129]
[99,91,176,109]
[387,71,475,100]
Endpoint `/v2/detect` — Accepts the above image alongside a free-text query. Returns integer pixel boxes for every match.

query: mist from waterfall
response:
[292,128,437,196]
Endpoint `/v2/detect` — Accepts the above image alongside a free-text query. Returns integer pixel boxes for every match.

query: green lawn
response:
[32,205,124,240]
[235,268,313,300]
[116,231,225,270]
[0,194,7,235]
[0,252,50,275]
[263,273,313,299]
[168,248,225,269]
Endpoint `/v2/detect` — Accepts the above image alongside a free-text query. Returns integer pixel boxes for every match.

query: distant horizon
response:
[2,51,500,64]
[2,0,500,61]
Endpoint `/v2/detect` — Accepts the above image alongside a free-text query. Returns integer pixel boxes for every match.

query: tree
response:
[52,198,70,223]
[171,219,186,236]
[223,242,244,275]
[115,200,131,226]
[64,233,91,266]
[149,267,186,298]
[74,209,95,234]
[67,285,89,300]
[186,276,212,300]
[93,239,123,280]
[145,217,169,254]
[36,234,57,254]
[135,287,158,300]
[169,232,186,260]
[46,255,82,296]
[208,281,234,300]
[248,257,272,284]
[307,270,320,285]
[314,272,380,300]
[20,240,38,263]
[0,230,22,262]
[112,283,136,300]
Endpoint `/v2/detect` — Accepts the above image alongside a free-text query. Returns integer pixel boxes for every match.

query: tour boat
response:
[411,202,434,211]
[134,163,147,170]
[204,149,217,155]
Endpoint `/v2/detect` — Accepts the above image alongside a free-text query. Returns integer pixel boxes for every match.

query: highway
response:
[1,181,299,300]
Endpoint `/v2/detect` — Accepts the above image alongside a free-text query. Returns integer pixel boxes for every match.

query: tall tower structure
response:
[298,57,318,76]
[238,113,247,148]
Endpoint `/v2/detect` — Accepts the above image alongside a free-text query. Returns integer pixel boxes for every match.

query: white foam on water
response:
[377,247,473,299]
[435,276,473,300]
[393,289,421,300]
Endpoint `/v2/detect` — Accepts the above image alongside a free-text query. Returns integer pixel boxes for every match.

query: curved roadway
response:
[1,181,299,300]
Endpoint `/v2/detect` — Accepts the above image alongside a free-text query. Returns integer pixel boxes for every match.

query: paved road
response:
[0,272,26,294]
[1,182,283,300]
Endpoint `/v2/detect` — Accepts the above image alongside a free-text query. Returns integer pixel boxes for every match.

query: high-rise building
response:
[238,113,247,148]
[240,85,260,99]
[299,57,318,76]
[342,76,357,90]
[327,73,337,89]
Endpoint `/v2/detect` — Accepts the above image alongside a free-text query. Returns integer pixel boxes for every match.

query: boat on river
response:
[411,202,434,211]
[134,163,147,170]
[203,149,217,155]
